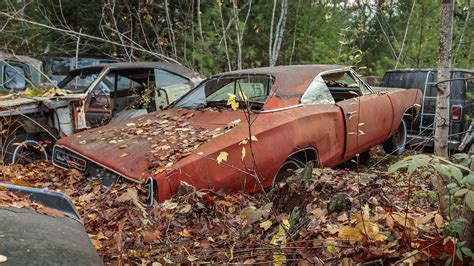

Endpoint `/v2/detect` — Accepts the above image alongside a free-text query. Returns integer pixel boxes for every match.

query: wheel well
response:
[287,147,319,167]
[403,107,418,129]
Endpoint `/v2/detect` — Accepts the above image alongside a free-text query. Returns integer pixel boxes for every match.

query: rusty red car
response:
[52,65,422,203]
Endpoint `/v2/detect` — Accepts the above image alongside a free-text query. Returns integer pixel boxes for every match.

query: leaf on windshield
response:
[227,94,239,110]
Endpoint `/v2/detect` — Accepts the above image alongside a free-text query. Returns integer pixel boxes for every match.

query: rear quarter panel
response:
[384,88,422,138]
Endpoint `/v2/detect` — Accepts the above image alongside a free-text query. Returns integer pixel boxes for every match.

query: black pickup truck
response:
[381,68,473,152]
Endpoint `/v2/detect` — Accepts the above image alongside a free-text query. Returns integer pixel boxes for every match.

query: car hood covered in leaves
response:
[54,108,247,182]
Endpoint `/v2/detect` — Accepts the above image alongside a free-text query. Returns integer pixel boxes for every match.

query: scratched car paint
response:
[53,65,422,202]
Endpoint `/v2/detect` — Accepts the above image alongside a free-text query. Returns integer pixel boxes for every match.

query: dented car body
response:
[53,65,422,202]
[0,62,203,164]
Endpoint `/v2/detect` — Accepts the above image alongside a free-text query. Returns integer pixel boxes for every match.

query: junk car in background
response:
[381,68,473,151]
[0,62,204,164]
[44,56,120,85]
[53,65,421,203]
[0,52,44,95]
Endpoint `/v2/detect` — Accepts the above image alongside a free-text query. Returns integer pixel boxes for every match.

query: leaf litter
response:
[0,148,458,264]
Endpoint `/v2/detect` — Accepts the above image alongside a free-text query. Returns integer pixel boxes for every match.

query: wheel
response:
[3,134,50,164]
[383,119,407,155]
[272,158,305,188]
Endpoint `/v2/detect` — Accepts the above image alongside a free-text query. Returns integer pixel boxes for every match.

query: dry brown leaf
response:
[415,213,434,225]
[434,213,444,228]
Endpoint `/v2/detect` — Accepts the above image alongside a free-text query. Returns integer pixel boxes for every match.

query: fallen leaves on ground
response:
[0,149,458,264]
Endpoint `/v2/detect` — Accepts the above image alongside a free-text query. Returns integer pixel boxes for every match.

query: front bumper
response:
[52,145,156,205]
[53,145,122,187]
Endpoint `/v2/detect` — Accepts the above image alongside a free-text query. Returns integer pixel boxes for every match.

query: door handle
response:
[346,111,357,116]
[346,111,357,119]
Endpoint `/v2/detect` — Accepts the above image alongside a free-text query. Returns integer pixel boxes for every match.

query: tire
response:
[383,119,407,155]
[3,134,50,164]
[272,158,305,188]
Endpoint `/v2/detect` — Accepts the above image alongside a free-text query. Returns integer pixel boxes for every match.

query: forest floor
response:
[0,147,459,265]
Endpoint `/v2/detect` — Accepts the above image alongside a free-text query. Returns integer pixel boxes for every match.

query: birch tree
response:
[434,0,453,158]
[269,0,288,67]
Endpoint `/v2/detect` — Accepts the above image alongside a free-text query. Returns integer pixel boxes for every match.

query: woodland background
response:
[0,0,472,77]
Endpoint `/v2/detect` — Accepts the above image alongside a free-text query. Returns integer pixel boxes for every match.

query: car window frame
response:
[349,69,375,95]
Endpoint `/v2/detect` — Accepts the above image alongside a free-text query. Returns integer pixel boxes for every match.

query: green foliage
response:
[0,0,472,76]
[412,190,438,202]
[390,153,474,260]
[390,154,474,211]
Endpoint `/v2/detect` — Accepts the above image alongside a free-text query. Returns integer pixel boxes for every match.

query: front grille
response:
[53,146,156,203]
[53,147,87,172]
[53,146,121,187]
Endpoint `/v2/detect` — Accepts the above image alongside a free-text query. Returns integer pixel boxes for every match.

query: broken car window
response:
[173,75,273,110]
[301,75,335,105]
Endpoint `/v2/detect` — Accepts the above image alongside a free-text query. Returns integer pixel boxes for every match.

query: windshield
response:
[174,75,273,110]
[59,71,104,93]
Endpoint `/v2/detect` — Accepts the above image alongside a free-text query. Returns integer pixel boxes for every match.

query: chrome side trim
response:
[257,104,303,113]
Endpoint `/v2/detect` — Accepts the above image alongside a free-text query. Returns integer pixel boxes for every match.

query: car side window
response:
[322,71,372,96]
[301,75,335,104]
[4,63,29,91]
[154,69,189,88]
[115,75,140,91]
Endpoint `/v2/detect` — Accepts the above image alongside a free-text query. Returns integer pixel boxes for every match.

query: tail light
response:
[451,105,462,121]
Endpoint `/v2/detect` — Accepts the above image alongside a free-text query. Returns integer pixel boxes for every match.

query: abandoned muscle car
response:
[0,62,203,164]
[52,65,422,203]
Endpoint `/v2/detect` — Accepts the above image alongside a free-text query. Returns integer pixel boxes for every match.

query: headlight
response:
[53,147,87,172]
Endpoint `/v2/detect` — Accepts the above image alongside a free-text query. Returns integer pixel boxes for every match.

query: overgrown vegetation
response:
[0,0,472,76]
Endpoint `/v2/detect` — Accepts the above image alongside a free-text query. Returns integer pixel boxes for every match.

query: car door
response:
[85,74,114,127]
[329,71,393,159]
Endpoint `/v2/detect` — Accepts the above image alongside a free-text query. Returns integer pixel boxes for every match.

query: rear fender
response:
[385,89,422,139]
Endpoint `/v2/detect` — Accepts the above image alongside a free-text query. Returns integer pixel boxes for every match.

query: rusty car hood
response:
[55,108,247,181]
[0,94,85,114]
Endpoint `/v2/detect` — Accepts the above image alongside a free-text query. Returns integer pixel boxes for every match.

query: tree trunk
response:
[164,0,177,58]
[268,0,277,66]
[434,0,453,158]
[218,1,232,71]
[434,0,453,220]
[270,0,288,67]
[231,0,242,70]
[197,0,204,43]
